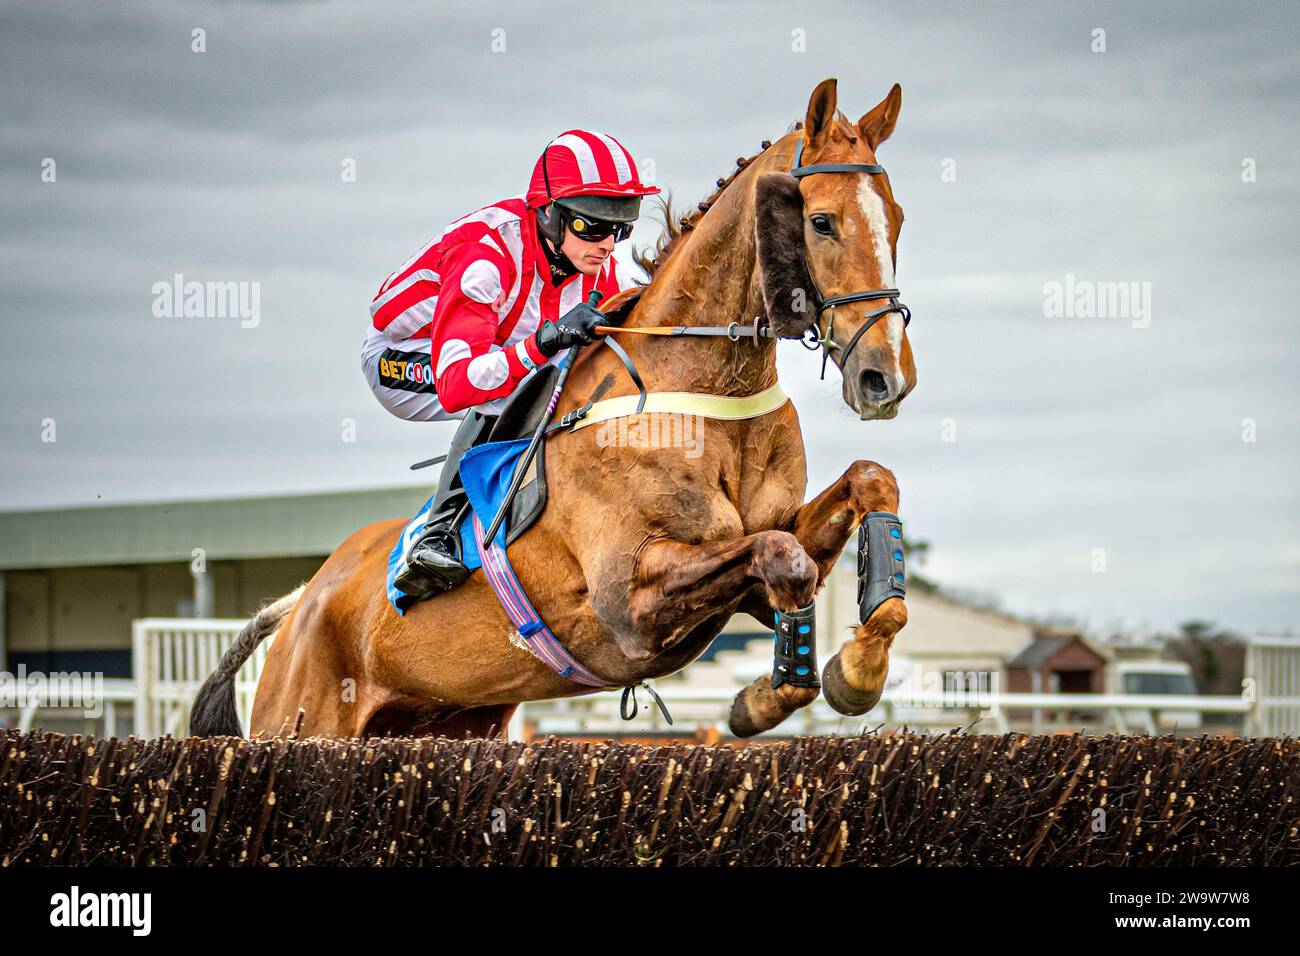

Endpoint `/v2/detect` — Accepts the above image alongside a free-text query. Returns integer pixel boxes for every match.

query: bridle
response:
[585,133,911,407]
[788,135,911,380]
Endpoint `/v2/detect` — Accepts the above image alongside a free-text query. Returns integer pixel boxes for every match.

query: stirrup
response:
[394,524,469,596]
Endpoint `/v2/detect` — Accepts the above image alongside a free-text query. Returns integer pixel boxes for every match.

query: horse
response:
[192,77,916,741]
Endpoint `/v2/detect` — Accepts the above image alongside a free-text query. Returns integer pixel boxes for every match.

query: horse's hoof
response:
[727,694,762,738]
[821,654,882,716]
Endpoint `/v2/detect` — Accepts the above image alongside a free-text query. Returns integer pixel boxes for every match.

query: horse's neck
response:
[617,148,791,396]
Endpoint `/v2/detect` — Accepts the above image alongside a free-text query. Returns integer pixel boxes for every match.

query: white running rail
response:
[132,618,263,738]
[5,620,1293,740]
[1245,635,1300,736]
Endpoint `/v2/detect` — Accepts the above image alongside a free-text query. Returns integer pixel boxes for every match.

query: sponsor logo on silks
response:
[378,349,437,393]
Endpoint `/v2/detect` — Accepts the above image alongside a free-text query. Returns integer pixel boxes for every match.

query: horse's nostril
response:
[858,368,890,399]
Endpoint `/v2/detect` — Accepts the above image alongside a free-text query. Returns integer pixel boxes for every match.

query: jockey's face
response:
[559,227,616,276]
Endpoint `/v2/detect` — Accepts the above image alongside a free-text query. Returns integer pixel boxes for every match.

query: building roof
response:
[0,486,432,569]
[1007,634,1072,669]
[819,564,1032,660]
[1006,632,1105,670]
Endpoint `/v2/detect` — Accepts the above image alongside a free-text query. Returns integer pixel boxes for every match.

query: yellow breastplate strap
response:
[568,382,789,431]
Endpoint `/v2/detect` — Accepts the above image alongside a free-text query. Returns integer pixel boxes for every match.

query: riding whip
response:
[481,289,603,547]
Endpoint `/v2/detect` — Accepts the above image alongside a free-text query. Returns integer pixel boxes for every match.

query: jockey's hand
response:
[533,301,603,357]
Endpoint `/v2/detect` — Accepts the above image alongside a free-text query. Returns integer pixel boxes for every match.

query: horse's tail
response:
[190,585,303,737]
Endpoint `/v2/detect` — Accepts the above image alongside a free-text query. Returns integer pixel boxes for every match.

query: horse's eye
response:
[810,214,834,237]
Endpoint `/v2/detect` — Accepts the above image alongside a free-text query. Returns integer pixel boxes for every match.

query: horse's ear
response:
[804,77,838,152]
[755,172,816,339]
[858,83,902,150]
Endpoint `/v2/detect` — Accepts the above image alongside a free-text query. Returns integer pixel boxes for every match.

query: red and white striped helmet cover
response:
[525,129,661,208]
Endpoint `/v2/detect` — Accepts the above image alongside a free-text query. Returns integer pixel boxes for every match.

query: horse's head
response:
[756,78,916,420]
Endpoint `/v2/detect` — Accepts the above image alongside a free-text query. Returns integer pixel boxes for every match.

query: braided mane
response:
[630,110,864,282]
[632,123,804,280]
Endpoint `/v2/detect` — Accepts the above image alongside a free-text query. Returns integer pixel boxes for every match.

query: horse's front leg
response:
[617,529,823,724]
[733,460,907,730]
[628,529,819,648]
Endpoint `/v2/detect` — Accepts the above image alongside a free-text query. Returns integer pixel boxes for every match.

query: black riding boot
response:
[394,411,497,598]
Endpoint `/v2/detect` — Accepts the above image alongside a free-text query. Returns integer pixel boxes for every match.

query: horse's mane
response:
[632,121,806,281]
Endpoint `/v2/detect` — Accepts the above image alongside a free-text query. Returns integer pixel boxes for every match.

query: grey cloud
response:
[1,0,1297,635]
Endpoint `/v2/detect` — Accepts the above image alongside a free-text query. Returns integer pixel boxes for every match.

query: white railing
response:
[514,687,1253,738]
[1245,636,1300,736]
[132,618,260,737]
[1,679,137,737]
[3,620,1292,740]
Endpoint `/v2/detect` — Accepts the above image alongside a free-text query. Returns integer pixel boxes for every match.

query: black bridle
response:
[551,134,912,417]
[789,136,911,379]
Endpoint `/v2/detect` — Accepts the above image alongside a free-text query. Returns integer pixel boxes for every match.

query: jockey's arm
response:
[429,243,546,415]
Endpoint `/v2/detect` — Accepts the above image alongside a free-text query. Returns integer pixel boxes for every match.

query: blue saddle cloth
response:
[385,437,531,615]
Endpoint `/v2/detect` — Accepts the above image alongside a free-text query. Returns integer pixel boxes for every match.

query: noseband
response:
[789,136,911,380]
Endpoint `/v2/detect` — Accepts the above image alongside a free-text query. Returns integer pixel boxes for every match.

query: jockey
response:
[364,130,659,598]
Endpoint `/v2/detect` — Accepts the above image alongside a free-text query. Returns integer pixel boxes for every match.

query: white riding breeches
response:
[360,324,457,422]
[361,325,530,422]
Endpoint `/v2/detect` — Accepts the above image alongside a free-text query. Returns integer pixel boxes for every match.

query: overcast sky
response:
[2,0,1297,636]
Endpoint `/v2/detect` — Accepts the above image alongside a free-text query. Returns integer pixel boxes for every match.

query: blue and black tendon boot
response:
[822,511,907,716]
[857,511,906,623]
[772,602,820,689]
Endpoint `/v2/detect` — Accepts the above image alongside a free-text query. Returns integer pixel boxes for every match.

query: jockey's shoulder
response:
[428,197,529,273]
[441,195,528,242]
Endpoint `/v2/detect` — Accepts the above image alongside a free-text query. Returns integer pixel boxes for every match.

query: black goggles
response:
[562,209,633,243]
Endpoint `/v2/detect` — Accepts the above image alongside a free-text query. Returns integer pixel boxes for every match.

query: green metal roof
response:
[0,486,432,569]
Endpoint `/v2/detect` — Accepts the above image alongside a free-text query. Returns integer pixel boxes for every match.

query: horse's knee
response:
[749,530,817,611]
[845,460,899,514]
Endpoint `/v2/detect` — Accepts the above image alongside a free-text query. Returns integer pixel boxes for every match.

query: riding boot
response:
[394,411,497,598]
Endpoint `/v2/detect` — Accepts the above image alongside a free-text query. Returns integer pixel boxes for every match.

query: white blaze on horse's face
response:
[812,158,913,421]
[798,80,916,420]
[855,177,896,289]
[854,175,905,413]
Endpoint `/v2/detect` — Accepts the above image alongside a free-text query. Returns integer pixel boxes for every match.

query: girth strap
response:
[471,511,611,688]
[470,510,676,725]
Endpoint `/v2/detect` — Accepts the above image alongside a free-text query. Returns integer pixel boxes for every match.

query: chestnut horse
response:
[193,77,915,741]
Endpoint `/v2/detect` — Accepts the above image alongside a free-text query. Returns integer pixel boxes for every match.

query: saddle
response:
[481,362,558,547]
[458,288,643,547]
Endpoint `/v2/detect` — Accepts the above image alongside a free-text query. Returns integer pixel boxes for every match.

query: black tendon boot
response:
[394,411,497,598]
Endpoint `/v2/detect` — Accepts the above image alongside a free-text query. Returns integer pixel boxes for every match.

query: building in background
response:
[1005,631,1108,696]
[0,487,430,679]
